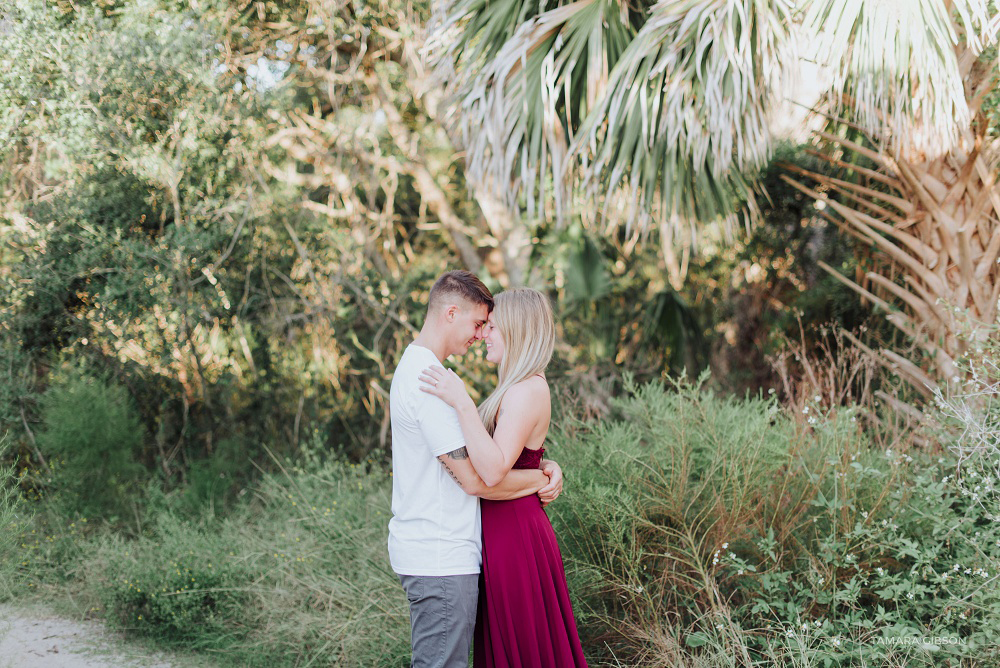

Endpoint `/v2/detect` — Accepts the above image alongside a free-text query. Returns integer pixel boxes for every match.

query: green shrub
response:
[181,438,255,515]
[931,317,1000,520]
[18,365,997,667]
[36,366,145,519]
[234,455,411,665]
[0,437,31,600]
[551,372,1000,667]
[723,449,1000,666]
[100,513,259,650]
[554,371,799,661]
[85,454,410,666]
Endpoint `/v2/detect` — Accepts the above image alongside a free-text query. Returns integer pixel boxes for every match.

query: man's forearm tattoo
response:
[440,459,464,487]
[447,446,469,460]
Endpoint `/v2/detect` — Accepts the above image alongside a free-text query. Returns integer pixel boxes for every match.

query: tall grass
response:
[10,454,409,666]
[552,371,1000,666]
[35,366,144,520]
[0,436,30,601]
[6,362,999,666]
[932,321,1000,519]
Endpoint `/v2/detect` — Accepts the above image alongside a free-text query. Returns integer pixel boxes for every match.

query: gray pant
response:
[398,573,480,668]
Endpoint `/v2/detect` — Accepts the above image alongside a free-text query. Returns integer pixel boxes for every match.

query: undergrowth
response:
[4,365,998,666]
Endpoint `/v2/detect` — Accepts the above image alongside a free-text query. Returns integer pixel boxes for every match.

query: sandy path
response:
[0,605,178,668]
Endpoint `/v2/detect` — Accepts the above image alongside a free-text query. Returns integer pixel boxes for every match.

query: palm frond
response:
[429,0,639,219]
[432,0,1000,243]
[572,0,795,227]
[805,0,1000,158]
[786,107,1000,389]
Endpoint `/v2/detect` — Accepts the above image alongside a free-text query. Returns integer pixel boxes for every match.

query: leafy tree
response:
[436,0,1000,392]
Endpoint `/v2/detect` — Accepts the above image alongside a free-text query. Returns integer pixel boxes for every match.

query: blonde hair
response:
[478,288,555,435]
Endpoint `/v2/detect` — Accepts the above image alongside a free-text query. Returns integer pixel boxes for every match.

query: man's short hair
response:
[428,270,494,314]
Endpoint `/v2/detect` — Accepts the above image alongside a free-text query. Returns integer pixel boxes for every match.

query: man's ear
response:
[445,304,457,322]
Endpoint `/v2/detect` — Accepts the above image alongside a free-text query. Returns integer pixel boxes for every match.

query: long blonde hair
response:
[478,288,555,435]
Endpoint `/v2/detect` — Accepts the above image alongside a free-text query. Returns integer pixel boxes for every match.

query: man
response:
[388,270,563,668]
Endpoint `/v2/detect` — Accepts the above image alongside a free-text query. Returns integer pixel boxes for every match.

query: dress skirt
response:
[473,494,588,667]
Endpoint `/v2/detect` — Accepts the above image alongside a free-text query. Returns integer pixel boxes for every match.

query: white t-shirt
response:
[387,343,481,576]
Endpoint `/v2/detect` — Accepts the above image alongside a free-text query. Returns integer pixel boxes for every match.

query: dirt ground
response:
[0,605,181,668]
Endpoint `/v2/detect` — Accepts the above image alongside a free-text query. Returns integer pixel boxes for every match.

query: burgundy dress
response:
[473,446,588,667]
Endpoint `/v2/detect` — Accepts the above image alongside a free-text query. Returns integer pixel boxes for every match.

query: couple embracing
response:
[388,271,588,667]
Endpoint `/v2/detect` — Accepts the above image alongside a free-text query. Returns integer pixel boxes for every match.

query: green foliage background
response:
[4,375,997,666]
[0,0,877,492]
[3,1,993,666]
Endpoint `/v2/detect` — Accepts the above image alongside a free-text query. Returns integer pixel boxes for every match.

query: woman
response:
[419,287,588,668]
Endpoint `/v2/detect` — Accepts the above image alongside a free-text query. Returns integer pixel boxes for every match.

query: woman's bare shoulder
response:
[503,375,550,407]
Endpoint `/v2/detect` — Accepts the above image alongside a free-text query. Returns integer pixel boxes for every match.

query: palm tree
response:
[431,0,1000,390]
